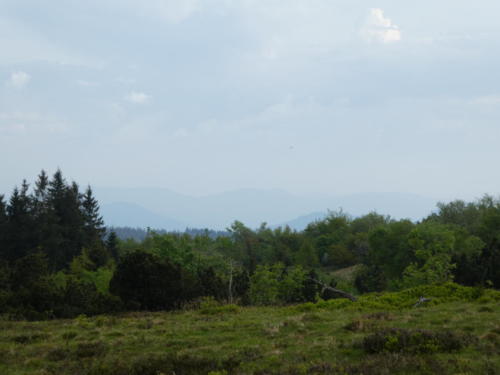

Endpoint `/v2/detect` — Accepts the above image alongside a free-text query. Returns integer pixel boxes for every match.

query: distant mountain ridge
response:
[95,188,439,231]
[100,202,187,231]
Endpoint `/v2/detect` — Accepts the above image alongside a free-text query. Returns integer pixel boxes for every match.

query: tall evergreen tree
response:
[81,186,105,244]
[5,182,36,261]
[106,231,119,260]
[0,195,8,258]
[45,171,84,270]
[34,170,49,203]
[33,170,52,254]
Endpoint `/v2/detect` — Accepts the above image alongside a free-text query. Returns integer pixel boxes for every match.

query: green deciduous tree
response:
[401,223,456,288]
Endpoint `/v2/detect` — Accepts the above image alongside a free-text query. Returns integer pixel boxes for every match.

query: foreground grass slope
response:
[1,284,499,375]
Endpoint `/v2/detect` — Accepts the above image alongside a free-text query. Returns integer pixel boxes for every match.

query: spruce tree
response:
[0,195,8,259]
[81,186,105,244]
[34,170,49,203]
[5,182,36,261]
[45,171,84,270]
[33,170,52,255]
[106,231,119,260]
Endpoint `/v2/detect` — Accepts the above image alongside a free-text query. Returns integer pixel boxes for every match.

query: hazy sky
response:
[1,0,500,199]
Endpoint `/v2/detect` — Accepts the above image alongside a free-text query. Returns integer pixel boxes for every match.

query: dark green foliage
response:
[110,250,187,310]
[5,253,60,319]
[302,270,321,302]
[363,328,475,354]
[367,220,415,280]
[106,231,119,260]
[81,186,105,244]
[74,341,107,358]
[355,265,387,293]
[0,195,8,258]
[0,170,117,318]
[427,195,500,288]
[197,266,226,300]
[56,275,121,318]
[5,182,37,261]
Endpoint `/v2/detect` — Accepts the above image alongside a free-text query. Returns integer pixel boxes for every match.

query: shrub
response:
[363,328,475,354]
[109,250,186,311]
[46,347,70,361]
[74,341,107,358]
[11,333,49,344]
[200,304,240,315]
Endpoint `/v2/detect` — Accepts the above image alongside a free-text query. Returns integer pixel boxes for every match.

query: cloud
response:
[8,71,31,89]
[361,8,401,44]
[125,91,151,104]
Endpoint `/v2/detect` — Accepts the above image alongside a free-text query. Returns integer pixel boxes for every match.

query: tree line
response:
[0,170,499,319]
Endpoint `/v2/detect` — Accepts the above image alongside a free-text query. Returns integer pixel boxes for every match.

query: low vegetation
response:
[1,283,499,374]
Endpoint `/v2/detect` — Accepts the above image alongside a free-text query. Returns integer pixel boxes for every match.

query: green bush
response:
[293,282,500,312]
[363,328,475,354]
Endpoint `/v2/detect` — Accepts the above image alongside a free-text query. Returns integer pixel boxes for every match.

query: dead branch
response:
[310,279,358,302]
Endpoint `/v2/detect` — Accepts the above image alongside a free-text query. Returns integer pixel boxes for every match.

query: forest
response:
[1,169,499,320]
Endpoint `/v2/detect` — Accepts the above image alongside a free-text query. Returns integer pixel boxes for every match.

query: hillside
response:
[1,284,499,375]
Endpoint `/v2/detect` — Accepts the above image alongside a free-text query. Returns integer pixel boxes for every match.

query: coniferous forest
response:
[1,170,499,320]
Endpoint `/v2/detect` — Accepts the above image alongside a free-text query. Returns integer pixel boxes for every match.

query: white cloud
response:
[9,71,31,89]
[125,91,151,104]
[361,8,402,44]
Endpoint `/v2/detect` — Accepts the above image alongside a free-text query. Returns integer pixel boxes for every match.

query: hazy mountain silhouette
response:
[100,202,187,231]
[95,188,438,230]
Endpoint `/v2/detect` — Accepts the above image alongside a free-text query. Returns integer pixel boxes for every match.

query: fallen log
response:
[310,279,358,302]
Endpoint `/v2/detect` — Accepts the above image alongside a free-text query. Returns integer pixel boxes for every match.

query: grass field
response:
[1,284,499,375]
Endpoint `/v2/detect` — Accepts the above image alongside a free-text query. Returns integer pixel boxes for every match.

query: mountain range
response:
[94,188,440,231]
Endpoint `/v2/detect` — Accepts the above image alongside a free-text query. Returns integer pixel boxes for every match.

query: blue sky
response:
[1,0,500,200]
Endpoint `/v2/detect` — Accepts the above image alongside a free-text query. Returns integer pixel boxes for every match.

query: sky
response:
[1,0,500,200]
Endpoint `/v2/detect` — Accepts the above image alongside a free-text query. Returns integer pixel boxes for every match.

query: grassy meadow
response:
[1,283,499,375]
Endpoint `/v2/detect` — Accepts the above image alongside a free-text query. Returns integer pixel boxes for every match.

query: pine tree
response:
[5,182,36,261]
[45,171,84,270]
[34,170,49,203]
[0,195,8,259]
[106,231,119,260]
[47,169,66,214]
[81,186,105,244]
[33,170,52,255]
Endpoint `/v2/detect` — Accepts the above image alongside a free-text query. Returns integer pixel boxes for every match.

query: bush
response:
[363,328,475,354]
[200,304,240,315]
[73,341,107,358]
[109,250,186,311]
